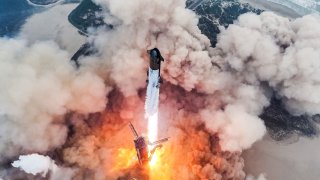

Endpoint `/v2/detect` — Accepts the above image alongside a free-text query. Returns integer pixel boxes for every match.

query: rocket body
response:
[145,68,160,116]
[145,48,163,117]
[128,48,168,167]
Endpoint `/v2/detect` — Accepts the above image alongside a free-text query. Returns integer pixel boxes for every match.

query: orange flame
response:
[148,146,171,180]
[112,142,171,179]
[111,148,136,172]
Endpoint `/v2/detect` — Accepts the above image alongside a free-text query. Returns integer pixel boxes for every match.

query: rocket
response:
[127,48,168,166]
[146,48,164,88]
[145,48,164,116]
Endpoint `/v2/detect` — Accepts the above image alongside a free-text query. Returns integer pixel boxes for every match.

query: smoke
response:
[3,0,320,179]
[12,154,53,177]
[61,87,246,179]
[81,0,267,153]
[0,38,108,162]
[217,12,320,116]
[65,1,320,177]
[57,0,260,176]
[246,174,267,180]
[12,153,75,180]
[19,4,86,54]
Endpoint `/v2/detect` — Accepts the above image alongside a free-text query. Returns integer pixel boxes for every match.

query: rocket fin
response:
[129,122,139,139]
[148,137,169,146]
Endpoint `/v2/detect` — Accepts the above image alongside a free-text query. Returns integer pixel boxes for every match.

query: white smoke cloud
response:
[12,154,57,177]
[2,0,320,178]
[246,173,267,180]
[0,38,109,160]
[85,0,211,94]
[19,4,86,54]
[12,153,75,180]
[217,12,320,116]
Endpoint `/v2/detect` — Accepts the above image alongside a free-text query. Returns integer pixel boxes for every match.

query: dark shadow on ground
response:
[260,98,319,141]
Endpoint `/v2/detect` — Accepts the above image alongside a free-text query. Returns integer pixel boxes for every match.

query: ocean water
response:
[268,0,320,14]
[0,0,41,37]
[246,0,320,16]
[28,0,60,6]
[0,0,79,37]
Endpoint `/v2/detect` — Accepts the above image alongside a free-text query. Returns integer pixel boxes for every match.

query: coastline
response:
[241,0,301,18]
[25,0,62,7]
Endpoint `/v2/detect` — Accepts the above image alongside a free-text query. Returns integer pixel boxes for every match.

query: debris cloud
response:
[0,38,108,163]
[2,0,320,179]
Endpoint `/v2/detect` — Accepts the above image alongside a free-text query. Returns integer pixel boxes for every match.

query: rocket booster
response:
[145,48,164,116]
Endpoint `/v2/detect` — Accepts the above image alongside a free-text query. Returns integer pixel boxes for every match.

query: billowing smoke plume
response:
[59,0,263,179]
[19,4,86,54]
[217,12,320,116]
[3,0,320,179]
[64,0,320,177]
[0,38,108,162]
[81,0,268,153]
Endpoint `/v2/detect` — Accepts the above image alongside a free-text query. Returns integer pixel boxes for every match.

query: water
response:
[0,0,79,37]
[0,0,41,37]
[248,0,320,16]
[271,0,320,12]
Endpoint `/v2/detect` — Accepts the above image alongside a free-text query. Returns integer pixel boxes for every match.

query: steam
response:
[0,38,108,161]
[84,0,267,153]
[2,0,320,179]
[19,4,86,54]
[65,0,320,177]
[12,154,75,180]
[217,12,320,116]
[246,174,267,180]
[12,154,53,177]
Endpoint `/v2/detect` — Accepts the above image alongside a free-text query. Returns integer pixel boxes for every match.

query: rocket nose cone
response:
[150,50,158,59]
